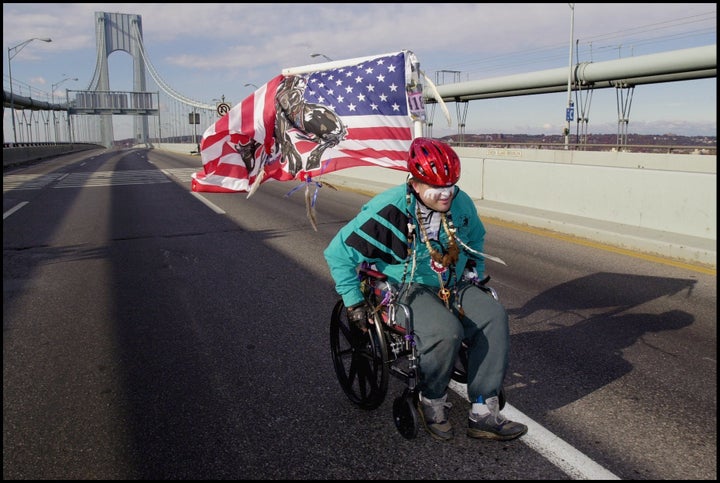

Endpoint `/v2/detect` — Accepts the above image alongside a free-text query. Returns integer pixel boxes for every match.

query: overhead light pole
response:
[310,53,333,62]
[51,76,78,104]
[51,76,78,142]
[7,37,52,144]
[564,4,575,150]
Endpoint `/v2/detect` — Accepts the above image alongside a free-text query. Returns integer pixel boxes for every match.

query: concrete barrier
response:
[320,147,716,267]
[3,143,104,168]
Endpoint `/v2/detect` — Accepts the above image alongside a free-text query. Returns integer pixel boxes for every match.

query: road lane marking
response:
[3,201,29,220]
[448,380,620,480]
[2,173,64,191]
[190,192,225,214]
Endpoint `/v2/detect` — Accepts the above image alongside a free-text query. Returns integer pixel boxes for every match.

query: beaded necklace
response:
[415,205,459,307]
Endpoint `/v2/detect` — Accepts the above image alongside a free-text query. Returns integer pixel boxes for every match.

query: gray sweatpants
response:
[397,282,509,402]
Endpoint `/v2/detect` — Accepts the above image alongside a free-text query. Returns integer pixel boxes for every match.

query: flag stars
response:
[301,53,407,117]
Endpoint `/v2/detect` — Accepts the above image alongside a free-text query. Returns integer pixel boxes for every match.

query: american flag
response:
[191,51,419,193]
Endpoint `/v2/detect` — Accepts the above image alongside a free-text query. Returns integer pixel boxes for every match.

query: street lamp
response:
[8,37,52,144]
[51,76,78,142]
[311,53,333,62]
[51,76,78,104]
[564,4,575,150]
[244,83,259,89]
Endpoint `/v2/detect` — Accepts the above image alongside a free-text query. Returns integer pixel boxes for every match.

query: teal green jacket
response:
[324,183,487,307]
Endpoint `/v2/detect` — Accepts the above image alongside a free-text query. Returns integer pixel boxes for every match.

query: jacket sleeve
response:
[324,193,409,307]
[455,190,488,277]
[323,229,369,308]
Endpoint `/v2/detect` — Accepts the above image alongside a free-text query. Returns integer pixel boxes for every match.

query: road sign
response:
[216,102,231,117]
[566,107,575,122]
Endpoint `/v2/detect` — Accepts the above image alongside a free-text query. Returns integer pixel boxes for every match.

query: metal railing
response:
[448,140,717,155]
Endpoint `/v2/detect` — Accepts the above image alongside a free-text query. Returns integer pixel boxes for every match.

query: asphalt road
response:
[3,148,716,480]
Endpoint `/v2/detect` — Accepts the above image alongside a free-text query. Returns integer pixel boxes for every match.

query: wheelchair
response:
[329,263,505,439]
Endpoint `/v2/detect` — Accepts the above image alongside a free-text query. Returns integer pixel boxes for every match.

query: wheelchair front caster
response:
[392,389,419,439]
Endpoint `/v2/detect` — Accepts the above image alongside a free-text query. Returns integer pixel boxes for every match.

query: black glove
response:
[347,303,370,331]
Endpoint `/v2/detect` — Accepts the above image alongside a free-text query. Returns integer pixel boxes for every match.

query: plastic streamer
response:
[284,158,337,231]
[284,176,322,205]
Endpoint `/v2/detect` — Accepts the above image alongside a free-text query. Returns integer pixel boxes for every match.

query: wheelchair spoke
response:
[330,299,389,409]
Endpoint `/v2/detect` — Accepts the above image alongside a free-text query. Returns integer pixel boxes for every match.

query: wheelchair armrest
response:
[358,266,387,281]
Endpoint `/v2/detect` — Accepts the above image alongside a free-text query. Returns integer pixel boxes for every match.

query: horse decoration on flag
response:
[233,137,263,174]
[274,75,348,177]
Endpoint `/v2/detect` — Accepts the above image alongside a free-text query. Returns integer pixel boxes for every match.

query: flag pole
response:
[282,51,402,76]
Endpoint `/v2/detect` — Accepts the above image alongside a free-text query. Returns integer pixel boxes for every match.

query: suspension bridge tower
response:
[92,11,151,148]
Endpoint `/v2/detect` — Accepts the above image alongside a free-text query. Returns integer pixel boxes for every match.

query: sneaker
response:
[467,396,527,441]
[417,393,454,441]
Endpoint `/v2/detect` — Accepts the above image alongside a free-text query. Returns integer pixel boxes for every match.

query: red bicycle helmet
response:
[407,137,461,186]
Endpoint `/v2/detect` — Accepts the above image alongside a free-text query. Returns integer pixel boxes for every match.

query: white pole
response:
[7,38,52,144]
[564,4,575,149]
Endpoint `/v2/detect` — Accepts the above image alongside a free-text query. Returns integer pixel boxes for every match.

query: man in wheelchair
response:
[324,137,527,442]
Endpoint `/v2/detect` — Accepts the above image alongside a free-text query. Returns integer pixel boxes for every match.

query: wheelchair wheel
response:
[330,300,389,410]
[392,388,419,439]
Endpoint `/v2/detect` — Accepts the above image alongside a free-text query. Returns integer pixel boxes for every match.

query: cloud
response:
[3,3,715,138]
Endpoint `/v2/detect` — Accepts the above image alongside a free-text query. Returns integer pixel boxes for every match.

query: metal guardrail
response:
[3,141,102,149]
[448,140,717,155]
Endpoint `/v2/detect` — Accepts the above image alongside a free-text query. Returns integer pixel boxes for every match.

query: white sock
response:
[470,402,490,418]
[420,392,447,404]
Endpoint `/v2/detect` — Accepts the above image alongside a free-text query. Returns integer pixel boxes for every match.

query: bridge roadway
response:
[4,143,714,271]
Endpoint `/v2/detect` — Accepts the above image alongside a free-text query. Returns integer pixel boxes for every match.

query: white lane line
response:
[3,201,29,220]
[190,192,225,214]
[448,380,620,480]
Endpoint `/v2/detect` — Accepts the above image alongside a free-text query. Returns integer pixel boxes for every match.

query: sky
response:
[3,3,717,141]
